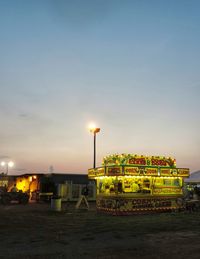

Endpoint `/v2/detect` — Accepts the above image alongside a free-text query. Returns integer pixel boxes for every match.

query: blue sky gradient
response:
[0,0,199,174]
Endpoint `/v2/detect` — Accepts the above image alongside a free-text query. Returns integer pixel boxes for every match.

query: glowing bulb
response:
[88,122,96,131]
[8,161,14,167]
[88,122,100,133]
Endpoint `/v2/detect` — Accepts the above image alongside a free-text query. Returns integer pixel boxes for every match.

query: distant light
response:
[8,161,14,168]
[1,161,5,166]
[1,161,14,167]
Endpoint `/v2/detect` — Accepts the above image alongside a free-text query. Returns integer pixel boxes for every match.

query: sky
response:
[0,0,200,175]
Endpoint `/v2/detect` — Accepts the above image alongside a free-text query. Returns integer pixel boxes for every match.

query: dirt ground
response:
[0,201,200,259]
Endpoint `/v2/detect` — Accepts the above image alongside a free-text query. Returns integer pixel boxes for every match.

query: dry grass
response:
[0,202,200,258]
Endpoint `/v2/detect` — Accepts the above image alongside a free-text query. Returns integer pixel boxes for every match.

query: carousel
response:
[88,154,189,215]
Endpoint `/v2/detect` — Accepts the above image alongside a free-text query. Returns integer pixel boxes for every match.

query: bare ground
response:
[0,202,200,259]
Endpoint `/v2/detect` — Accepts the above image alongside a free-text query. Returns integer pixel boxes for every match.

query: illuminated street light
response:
[89,123,100,168]
[1,161,14,175]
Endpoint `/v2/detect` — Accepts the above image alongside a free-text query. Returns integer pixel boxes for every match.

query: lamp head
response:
[88,123,100,133]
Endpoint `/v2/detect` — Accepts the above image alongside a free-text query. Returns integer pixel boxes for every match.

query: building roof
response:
[45,174,88,184]
[8,173,91,184]
[40,173,90,184]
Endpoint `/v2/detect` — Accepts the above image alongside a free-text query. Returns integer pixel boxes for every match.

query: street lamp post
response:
[1,161,14,175]
[89,124,100,168]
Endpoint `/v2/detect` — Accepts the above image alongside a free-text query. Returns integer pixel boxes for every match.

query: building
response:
[0,173,96,202]
[88,153,189,215]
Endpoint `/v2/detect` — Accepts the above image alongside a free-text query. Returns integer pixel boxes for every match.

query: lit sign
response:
[151,159,167,166]
[107,167,122,176]
[102,154,177,168]
[124,167,139,176]
[153,187,182,195]
[96,168,105,177]
[129,158,146,165]
[171,169,178,176]
[128,157,175,167]
[88,169,96,178]
[160,169,171,176]
[178,169,189,177]
[145,168,158,176]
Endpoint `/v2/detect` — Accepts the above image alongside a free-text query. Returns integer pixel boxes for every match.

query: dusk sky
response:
[0,0,200,174]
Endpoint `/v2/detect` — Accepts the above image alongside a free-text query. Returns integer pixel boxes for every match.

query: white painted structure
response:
[57,181,96,201]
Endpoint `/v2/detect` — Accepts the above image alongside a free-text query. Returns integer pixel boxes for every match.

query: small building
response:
[0,173,9,187]
[11,173,96,202]
[88,154,189,215]
[39,173,96,201]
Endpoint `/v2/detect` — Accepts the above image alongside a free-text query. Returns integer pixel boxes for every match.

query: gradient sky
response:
[0,0,200,174]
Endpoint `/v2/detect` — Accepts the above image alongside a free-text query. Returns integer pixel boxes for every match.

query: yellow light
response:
[33,175,37,179]
[88,122,96,130]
